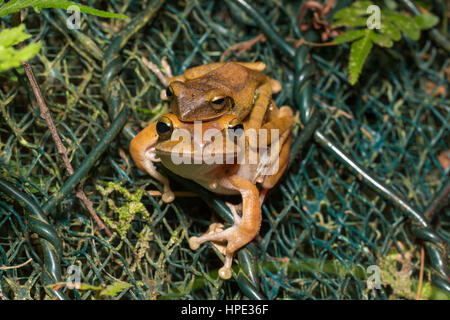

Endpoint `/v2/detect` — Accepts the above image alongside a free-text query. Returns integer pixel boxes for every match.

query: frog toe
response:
[188,236,200,250]
[218,266,232,280]
[162,191,175,203]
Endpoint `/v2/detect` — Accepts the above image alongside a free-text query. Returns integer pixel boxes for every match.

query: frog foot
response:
[188,236,200,250]
[187,224,252,280]
[162,190,175,203]
[218,266,232,280]
[189,223,227,254]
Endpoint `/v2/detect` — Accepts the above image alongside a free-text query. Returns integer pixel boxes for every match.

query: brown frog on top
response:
[162,61,281,130]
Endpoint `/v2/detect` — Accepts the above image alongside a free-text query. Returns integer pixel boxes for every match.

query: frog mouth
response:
[155,140,238,164]
[174,104,230,122]
[176,111,228,122]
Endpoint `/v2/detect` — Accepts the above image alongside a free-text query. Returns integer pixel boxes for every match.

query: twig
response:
[0,258,33,270]
[76,184,112,237]
[220,33,266,61]
[416,243,425,300]
[0,286,5,300]
[142,57,169,86]
[286,38,337,48]
[147,190,198,198]
[297,0,340,41]
[22,61,112,238]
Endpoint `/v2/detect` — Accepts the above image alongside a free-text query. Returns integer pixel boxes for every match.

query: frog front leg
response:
[188,175,261,279]
[129,123,175,203]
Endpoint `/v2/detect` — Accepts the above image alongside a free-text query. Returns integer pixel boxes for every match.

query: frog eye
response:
[210,96,231,111]
[227,118,244,137]
[156,116,173,139]
[165,86,174,98]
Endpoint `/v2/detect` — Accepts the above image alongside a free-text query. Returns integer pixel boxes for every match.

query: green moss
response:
[97,182,151,239]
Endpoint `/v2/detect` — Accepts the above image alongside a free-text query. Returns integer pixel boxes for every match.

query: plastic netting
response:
[0,0,448,300]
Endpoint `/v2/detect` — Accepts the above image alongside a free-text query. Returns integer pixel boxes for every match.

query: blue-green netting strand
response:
[0,0,448,300]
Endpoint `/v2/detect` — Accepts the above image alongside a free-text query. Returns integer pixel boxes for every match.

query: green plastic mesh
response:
[0,0,448,300]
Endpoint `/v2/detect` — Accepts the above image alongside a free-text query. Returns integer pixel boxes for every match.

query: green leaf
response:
[379,20,402,41]
[46,282,103,291]
[332,16,368,28]
[414,13,439,29]
[332,2,435,86]
[386,12,420,41]
[100,281,132,297]
[0,24,42,72]
[0,24,31,47]
[0,0,128,19]
[370,32,393,47]
[333,7,368,20]
[351,1,373,9]
[334,29,367,44]
[79,283,103,291]
[348,30,373,85]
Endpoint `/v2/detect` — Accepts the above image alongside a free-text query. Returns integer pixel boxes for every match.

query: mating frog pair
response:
[130,62,293,279]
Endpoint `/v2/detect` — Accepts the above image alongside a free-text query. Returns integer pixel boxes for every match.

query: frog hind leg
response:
[183,62,226,80]
[235,62,281,93]
[247,80,273,130]
[180,61,266,80]
[258,106,293,189]
[188,175,261,279]
[260,105,294,142]
[235,61,266,71]
[261,133,292,189]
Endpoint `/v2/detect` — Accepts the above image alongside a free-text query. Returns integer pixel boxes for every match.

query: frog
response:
[162,61,282,131]
[129,104,293,279]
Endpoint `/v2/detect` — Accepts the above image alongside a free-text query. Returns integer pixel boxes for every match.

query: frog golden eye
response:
[156,116,173,139]
[165,86,174,98]
[227,118,244,137]
[210,96,230,111]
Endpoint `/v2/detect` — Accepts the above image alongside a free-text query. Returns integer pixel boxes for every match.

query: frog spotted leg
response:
[246,80,273,130]
[163,62,266,85]
[261,133,292,190]
[189,175,261,279]
[183,61,267,80]
[259,105,294,144]
[129,123,175,203]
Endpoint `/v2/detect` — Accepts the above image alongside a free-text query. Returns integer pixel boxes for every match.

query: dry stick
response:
[147,190,198,198]
[416,243,425,300]
[286,38,337,48]
[220,33,266,62]
[0,258,33,270]
[142,57,169,86]
[22,61,112,237]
